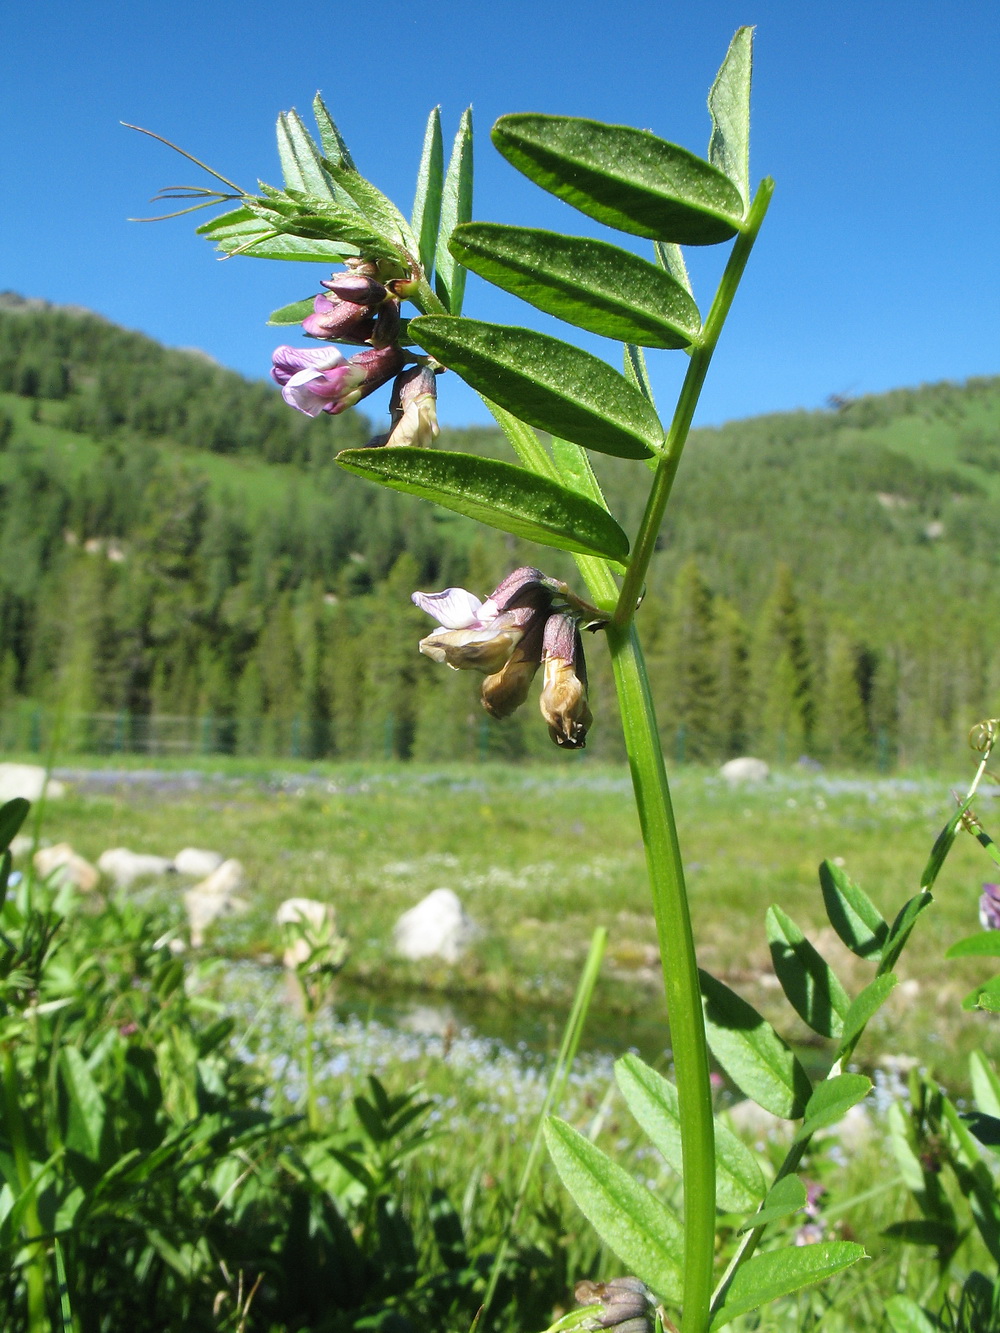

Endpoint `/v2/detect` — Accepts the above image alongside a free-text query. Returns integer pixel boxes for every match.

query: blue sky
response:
[1,1,997,430]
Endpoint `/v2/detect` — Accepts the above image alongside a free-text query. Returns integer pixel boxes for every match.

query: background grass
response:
[20,756,998,1088]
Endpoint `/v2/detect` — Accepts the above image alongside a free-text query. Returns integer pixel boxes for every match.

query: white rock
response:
[276,896,335,968]
[720,756,770,784]
[0,764,65,803]
[98,847,175,888]
[174,847,225,877]
[184,859,247,947]
[393,888,478,964]
[33,843,99,893]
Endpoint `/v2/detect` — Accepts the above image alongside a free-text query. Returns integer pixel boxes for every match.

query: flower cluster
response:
[270,261,439,446]
[412,566,595,749]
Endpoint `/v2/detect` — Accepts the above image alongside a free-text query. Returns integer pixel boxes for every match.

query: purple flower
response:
[301,293,377,343]
[271,343,405,417]
[980,883,1000,930]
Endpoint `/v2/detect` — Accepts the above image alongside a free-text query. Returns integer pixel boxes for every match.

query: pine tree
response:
[748,564,816,760]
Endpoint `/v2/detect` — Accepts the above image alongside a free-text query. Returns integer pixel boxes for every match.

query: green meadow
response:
[26,757,996,1087]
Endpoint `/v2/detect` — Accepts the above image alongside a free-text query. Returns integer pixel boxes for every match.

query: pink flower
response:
[270,344,405,417]
[301,293,377,343]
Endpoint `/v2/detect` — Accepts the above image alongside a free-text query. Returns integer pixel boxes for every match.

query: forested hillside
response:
[0,294,997,766]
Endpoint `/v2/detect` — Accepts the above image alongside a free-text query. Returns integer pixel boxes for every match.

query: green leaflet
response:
[59,1048,106,1164]
[0,798,29,850]
[709,1242,866,1329]
[276,109,338,203]
[197,206,358,262]
[544,1117,683,1301]
[435,109,473,314]
[736,1174,806,1234]
[708,26,753,210]
[879,891,933,975]
[963,977,1000,1013]
[818,860,888,961]
[794,1073,872,1142]
[884,1295,940,1333]
[549,437,611,512]
[766,904,851,1039]
[411,316,662,460]
[492,114,743,245]
[837,973,898,1057]
[946,930,1000,959]
[449,224,701,348]
[411,108,444,280]
[312,94,356,172]
[321,158,417,255]
[615,1054,765,1212]
[334,447,630,563]
[268,297,315,326]
[971,1051,1000,1117]
[249,190,400,262]
[699,970,812,1120]
[654,240,693,297]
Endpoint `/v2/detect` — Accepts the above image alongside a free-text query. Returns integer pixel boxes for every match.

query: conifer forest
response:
[1,294,998,769]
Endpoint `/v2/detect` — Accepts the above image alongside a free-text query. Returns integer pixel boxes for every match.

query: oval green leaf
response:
[795,1073,872,1142]
[492,114,744,245]
[0,797,30,850]
[766,904,851,1039]
[837,973,898,1057]
[879,891,933,975]
[700,969,812,1120]
[335,446,630,563]
[544,1116,683,1301]
[709,1242,867,1329]
[947,930,1000,960]
[411,316,661,460]
[449,223,701,348]
[268,297,315,326]
[819,860,888,961]
[736,1175,807,1234]
[615,1053,765,1213]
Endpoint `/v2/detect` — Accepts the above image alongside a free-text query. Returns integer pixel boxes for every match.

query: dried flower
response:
[383,366,440,448]
[413,567,551,675]
[413,567,600,747]
[539,612,593,748]
[981,883,1000,930]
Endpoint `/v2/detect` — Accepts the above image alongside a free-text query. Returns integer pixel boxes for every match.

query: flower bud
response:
[539,614,592,748]
[575,1278,654,1331]
[385,276,421,300]
[371,298,401,347]
[320,273,388,305]
[301,294,377,343]
[384,366,440,448]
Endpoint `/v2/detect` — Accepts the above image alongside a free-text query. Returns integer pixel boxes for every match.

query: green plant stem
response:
[480,926,607,1327]
[2,1046,47,1329]
[614,179,774,631]
[303,1002,319,1133]
[606,624,713,1333]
